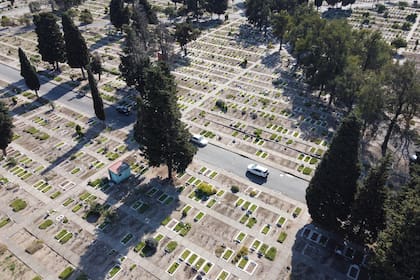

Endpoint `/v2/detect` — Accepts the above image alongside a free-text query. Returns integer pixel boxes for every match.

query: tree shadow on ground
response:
[261,51,281,69]
[321,8,352,20]
[290,223,370,280]
[234,24,274,48]
[73,176,182,280]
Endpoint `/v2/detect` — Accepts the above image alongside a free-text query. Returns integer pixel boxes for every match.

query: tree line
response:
[247,1,419,156]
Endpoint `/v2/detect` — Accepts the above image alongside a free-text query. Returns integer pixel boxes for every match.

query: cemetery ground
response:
[0,0,417,279]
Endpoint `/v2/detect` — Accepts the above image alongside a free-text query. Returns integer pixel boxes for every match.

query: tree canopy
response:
[33,12,66,70]
[134,62,197,179]
[306,115,362,232]
[62,13,90,78]
[0,101,13,156]
[18,48,40,97]
[87,67,105,121]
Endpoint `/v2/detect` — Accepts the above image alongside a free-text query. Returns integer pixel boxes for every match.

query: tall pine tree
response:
[18,48,40,97]
[348,156,391,244]
[33,12,66,71]
[62,13,90,78]
[87,67,105,121]
[134,62,197,179]
[305,115,361,232]
[0,101,13,157]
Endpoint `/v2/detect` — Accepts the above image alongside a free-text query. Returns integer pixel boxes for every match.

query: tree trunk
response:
[56,61,60,72]
[2,148,7,157]
[98,72,101,81]
[35,90,39,97]
[167,162,173,181]
[381,111,400,156]
[279,37,283,51]
[81,67,86,79]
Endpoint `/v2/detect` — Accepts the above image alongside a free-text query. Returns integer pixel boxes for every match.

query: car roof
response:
[252,164,268,172]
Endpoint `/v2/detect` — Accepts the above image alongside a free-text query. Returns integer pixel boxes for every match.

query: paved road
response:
[197,144,307,202]
[0,62,308,202]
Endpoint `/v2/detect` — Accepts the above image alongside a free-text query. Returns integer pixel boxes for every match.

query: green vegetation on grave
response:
[60,232,73,244]
[246,217,257,228]
[167,262,179,274]
[181,249,191,260]
[261,224,270,235]
[259,243,269,255]
[161,216,171,226]
[277,217,286,227]
[55,229,68,240]
[50,191,61,199]
[222,248,234,260]
[277,232,287,243]
[238,257,248,269]
[134,241,145,253]
[293,207,302,218]
[58,267,74,280]
[38,219,53,229]
[194,212,205,222]
[173,222,192,236]
[265,247,277,261]
[165,241,178,253]
[203,262,213,273]
[10,198,27,212]
[194,182,217,199]
[108,265,121,278]
[63,198,74,207]
[0,217,11,228]
[232,246,248,264]
[121,233,133,245]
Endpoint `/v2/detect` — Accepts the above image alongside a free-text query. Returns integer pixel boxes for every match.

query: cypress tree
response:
[348,156,391,244]
[305,115,361,232]
[134,63,197,179]
[90,52,102,80]
[0,101,13,157]
[62,13,90,78]
[109,0,129,31]
[87,67,105,121]
[18,48,40,97]
[33,12,66,71]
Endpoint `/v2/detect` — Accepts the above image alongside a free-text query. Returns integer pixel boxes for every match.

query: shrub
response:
[196,182,216,197]
[10,198,27,212]
[79,9,93,24]
[249,190,257,197]
[39,219,53,229]
[215,99,228,112]
[231,185,239,193]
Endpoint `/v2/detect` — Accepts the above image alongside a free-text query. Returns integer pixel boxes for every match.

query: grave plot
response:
[0,248,39,280]
[9,229,74,277]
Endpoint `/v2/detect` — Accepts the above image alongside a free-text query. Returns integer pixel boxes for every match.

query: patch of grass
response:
[63,198,74,207]
[252,239,261,250]
[206,199,216,208]
[277,232,287,243]
[165,241,177,253]
[10,198,27,212]
[167,262,179,274]
[161,216,171,226]
[58,267,74,280]
[187,253,198,265]
[235,198,244,207]
[293,207,302,217]
[59,232,73,244]
[261,225,270,235]
[265,247,277,261]
[38,219,53,229]
[0,217,11,228]
[222,249,233,260]
[259,243,268,255]
[239,214,248,224]
[134,241,145,253]
[108,265,121,278]
[180,249,191,260]
[50,191,61,199]
[79,191,91,201]
[238,257,248,269]
[71,203,82,213]
[121,233,133,245]
[277,217,286,227]
[246,217,257,228]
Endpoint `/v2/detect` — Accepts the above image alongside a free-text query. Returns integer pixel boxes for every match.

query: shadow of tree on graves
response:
[321,8,352,20]
[74,175,183,280]
[290,223,370,280]
[234,24,274,48]
[260,51,281,69]
[88,32,124,53]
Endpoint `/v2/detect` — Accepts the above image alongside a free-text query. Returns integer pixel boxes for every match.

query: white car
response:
[247,163,269,178]
[191,134,208,146]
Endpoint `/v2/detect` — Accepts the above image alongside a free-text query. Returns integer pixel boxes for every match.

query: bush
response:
[231,185,239,193]
[39,219,53,229]
[196,182,216,197]
[79,9,93,24]
[376,4,386,13]
[249,190,257,197]
[10,198,27,212]
[215,99,228,112]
